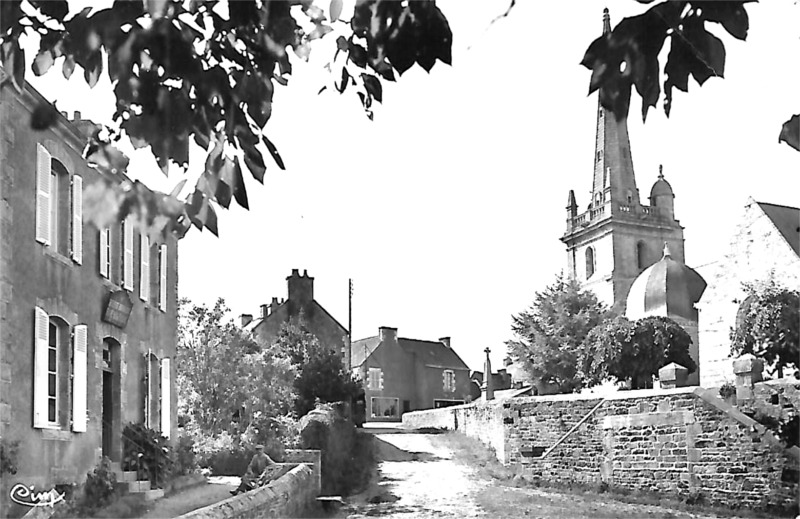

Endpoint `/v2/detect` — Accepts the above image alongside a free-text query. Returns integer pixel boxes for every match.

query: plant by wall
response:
[84,457,117,506]
[122,423,173,488]
[0,437,19,476]
[172,435,198,477]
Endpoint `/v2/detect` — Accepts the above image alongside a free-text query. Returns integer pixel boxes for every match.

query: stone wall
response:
[176,463,318,519]
[403,387,799,510]
[750,379,800,421]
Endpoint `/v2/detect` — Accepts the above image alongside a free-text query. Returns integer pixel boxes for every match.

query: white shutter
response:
[99,228,109,278]
[33,307,50,428]
[158,245,167,311]
[71,175,83,264]
[72,325,88,432]
[123,219,134,290]
[140,235,150,301]
[35,144,52,245]
[160,358,171,438]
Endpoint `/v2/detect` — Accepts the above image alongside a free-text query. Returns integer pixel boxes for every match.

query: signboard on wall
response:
[103,290,133,328]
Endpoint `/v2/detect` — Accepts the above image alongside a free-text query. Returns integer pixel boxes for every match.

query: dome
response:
[650,168,674,199]
[626,243,706,321]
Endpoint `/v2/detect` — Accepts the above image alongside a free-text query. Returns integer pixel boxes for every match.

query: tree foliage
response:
[273,318,361,417]
[505,274,611,393]
[579,0,798,152]
[580,316,696,390]
[0,0,453,237]
[730,280,799,378]
[176,298,295,435]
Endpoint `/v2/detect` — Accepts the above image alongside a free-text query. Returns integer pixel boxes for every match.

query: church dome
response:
[650,169,674,199]
[626,244,706,321]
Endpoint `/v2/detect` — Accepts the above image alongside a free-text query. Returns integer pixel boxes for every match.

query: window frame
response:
[442,369,456,393]
[367,367,383,391]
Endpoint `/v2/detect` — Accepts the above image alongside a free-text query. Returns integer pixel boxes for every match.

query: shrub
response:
[84,457,118,506]
[0,437,19,475]
[122,423,173,488]
[718,382,736,400]
[173,435,198,476]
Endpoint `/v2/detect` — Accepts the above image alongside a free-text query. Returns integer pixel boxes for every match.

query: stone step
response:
[141,489,164,501]
[109,461,122,473]
[113,470,139,483]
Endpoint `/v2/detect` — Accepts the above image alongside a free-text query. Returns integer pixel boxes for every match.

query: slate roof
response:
[349,336,471,371]
[756,201,800,257]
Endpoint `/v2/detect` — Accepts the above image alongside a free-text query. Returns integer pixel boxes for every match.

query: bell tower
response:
[561,9,686,312]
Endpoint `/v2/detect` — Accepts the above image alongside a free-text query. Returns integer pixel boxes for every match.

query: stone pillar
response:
[659,362,689,389]
[732,353,764,402]
[482,347,494,401]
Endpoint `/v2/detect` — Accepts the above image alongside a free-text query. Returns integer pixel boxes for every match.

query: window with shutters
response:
[47,321,59,424]
[140,234,150,302]
[49,161,70,256]
[158,245,168,311]
[442,370,456,392]
[160,358,171,438]
[367,368,383,390]
[122,219,134,290]
[34,310,70,429]
[34,146,83,263]
[99,228,111,278]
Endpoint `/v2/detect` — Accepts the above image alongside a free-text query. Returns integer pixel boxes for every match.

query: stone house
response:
[349,327,471,421]
[0,75,178,494]
[696,199,800,387]
[241,270,349,355]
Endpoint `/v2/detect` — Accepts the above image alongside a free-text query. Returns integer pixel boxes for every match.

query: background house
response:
[241,269,349,355]
[0,75,178,500]
[350,327,471,421]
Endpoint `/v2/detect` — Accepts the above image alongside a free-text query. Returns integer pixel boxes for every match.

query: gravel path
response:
[342,431,753,519]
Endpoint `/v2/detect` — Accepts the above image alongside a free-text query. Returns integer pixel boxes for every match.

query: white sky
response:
[26,1,800,371]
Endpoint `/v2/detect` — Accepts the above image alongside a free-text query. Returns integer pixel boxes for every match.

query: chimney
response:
[73,110,81,120]
[240,314,253,327]
[260,304,269,319]
[379,326,397,343]
[439,337,451,349]
[287,269,314,303]
[270,297,281,314]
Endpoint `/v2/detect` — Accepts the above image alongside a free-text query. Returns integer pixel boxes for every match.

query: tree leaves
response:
[779,114,800,151]
[582,1,752,122]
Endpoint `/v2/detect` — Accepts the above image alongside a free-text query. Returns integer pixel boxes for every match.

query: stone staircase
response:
[109,461,164,501]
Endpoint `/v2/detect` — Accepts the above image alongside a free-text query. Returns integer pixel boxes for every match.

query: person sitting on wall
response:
[230,444,275,495]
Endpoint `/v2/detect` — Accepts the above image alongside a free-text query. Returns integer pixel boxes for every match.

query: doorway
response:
[102,370,113,457]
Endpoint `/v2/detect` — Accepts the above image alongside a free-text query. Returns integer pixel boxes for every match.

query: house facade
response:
[350,327,471,421]
[0,76,178,498]
[242,269,349,354]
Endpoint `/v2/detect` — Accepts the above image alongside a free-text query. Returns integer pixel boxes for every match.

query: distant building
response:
[0,73,178,497]
[697,199,800,387]
[349,327,471,421]
[242,269,349,355]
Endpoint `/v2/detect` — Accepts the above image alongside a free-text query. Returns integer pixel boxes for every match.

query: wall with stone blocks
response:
[403,387,799,510]
[176,463,318,519]
[750,379,800,421]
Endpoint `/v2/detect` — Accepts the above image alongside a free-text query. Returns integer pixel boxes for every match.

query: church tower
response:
[561,9,686,312]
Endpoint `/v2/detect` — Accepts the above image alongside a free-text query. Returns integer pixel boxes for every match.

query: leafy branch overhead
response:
[581,1,798,152]
[0,0,452,238]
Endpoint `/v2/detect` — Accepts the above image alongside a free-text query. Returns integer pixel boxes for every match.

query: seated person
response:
[230,444,275,495]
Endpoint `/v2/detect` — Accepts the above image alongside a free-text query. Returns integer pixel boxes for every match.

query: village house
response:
[241,269,349,354]
[0,74,178,498]
[349,327,471,421]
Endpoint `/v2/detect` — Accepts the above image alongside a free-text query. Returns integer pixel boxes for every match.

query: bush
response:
[173,435,198,476]
[718,382,736,400]
[0,437,19,475]
[122,423,172,488]
[84,457,118,506]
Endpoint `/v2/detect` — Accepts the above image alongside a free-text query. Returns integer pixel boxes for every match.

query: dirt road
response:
[341,430,752,519]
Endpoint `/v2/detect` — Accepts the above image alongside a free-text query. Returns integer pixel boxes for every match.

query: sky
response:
[25,1,800,371]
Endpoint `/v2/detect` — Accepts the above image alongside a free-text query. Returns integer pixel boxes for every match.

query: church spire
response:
[591,9,640,210]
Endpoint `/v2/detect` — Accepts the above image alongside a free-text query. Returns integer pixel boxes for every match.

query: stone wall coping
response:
[175,463,314,519]
[755,378,800,389]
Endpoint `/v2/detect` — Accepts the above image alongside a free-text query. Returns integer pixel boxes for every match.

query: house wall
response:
[403,387,799,511]
[697,201,800,388]
[411,363,471,410]
[0,83,178,491]
[362,342,415,421]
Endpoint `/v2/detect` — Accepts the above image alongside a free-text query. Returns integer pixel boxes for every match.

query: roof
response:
[350,336,381,369]
[398,338,470,370]
[756,201,800,257]
[348,336,470,371]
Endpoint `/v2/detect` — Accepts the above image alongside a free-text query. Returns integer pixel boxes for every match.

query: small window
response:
[637,241,647,270]
[47,321,59,424]
[585,247,595,279]
[626,189,633,204]
[99,228,111,278]
[443,370,456,392]
[367,368,383,391]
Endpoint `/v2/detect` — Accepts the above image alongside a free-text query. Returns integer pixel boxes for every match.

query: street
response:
[340,429,753,519]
